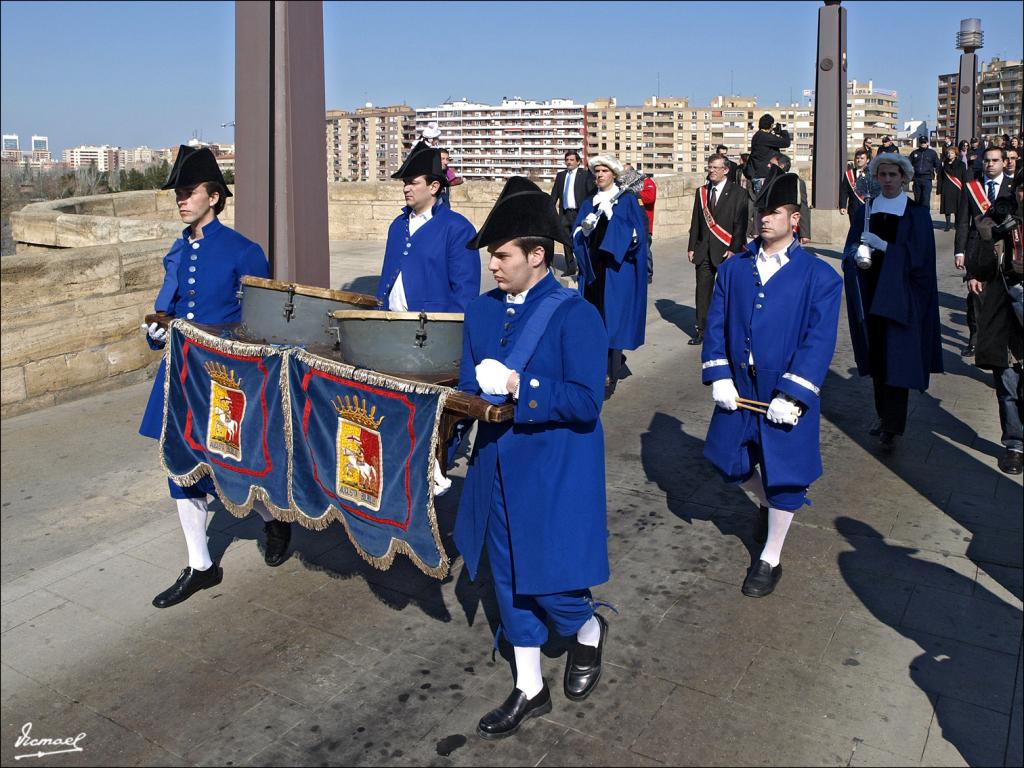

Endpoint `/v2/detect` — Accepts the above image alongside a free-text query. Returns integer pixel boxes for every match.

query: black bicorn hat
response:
[754,170,800,211]
[466,176,569,250]
[162,145,232,196]
[391,141,446,184]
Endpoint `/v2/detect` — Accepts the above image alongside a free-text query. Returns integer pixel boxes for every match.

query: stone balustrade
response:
[3,172,826,417]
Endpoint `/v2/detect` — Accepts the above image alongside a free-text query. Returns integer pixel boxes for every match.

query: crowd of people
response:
[137,120,1022,740]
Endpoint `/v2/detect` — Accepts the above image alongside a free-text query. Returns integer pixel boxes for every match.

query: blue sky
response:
[2,0,1021,155]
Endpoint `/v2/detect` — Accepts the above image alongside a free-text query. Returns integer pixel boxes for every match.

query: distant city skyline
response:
[2,1,1021,156]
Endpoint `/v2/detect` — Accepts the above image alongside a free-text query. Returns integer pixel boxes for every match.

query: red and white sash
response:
[966,180,992,213]
[699,185,733,248]
[845,168,865,204]
[944,170,963,191]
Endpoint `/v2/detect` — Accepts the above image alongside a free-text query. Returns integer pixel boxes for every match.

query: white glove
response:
[766,396,800,426]
[860,231,888,253]
[580,212,600,235]
[597,200,614,219]
[432,460,452,497]
[712,379,739,411]
[141,322,167,344]
[475,358,514,396]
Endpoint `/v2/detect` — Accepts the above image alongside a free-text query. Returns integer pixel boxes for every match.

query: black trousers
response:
[559,209,578,271]
[912,178,932,206]
[966,290,978,340]
[868,315,909,434]
[694,256,719,331]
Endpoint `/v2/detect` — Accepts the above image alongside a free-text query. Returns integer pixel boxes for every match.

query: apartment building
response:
[325,104,417,182]
[979,57,1022,139]
[415,98,586,182]
[587,84,893,174]
[62,144,120,172]
[845,80,899,149]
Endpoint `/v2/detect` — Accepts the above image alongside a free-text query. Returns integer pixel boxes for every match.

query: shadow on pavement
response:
[836,517,1021,767]
[654,298,698,341]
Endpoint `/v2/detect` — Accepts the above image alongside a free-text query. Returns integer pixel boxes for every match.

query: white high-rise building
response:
[62,145,120,172]
[415,98,587,182]
[2,133,20,162]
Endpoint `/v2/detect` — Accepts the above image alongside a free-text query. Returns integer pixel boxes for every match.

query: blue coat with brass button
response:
[454,272,610,595]
[376,201,480,312]
[139,218,269,440]
[701,239,842,490]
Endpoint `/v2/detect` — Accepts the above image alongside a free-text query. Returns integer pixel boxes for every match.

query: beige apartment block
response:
[587,83,897,176]
[325,104,417,183]
[937,57,1022,143]
[415,98,586,183]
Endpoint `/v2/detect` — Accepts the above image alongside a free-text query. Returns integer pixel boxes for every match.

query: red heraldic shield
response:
[204,361,246,461]
[334,395,384,511]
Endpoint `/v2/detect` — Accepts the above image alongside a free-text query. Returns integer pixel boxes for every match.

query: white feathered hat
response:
[868,152,913,180]
[588,154,624,177]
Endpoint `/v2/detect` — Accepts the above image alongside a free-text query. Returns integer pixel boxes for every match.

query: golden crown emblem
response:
[204,361,243,389]
[333,395,384,429]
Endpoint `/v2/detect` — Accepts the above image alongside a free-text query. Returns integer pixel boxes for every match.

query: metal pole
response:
[811,0,847,210]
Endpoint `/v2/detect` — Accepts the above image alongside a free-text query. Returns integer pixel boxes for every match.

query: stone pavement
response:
[2,225,1021,767]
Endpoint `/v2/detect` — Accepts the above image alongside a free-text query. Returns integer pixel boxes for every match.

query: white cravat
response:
[388,207,434,311]
[506,286,531,305]
[872,191,908,217]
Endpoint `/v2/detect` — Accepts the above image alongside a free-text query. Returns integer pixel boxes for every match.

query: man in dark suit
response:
[688,154,749,345]
[717,145,741,184]
[955,147,1020,473]
[550,150,596,276]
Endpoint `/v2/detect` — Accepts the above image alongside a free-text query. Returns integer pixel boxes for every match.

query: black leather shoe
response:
[564,614,608,701]
[962,342,976,357]
[263,520,292,567]
[868,419,883,437]
[742,560,781,598]
[152,563,223,608]
[688,333,704,346]
[476,684,552,740]
[878,431,898,453]
[753,505,769,544]
[998,450,1023,475]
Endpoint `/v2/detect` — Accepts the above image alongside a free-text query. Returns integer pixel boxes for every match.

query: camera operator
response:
[747,114,791,193]
[957,146,1023,474]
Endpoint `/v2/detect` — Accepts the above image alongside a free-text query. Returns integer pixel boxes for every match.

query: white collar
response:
[506,286,531,305]
[873,192,908,216]
[409,206,433,220]
[985,174,1005,187]
[594,185,619,204]
[757,240,792,262]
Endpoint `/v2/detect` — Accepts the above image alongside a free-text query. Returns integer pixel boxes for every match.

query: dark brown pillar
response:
[235,1,330,287]
[811,0,847,210]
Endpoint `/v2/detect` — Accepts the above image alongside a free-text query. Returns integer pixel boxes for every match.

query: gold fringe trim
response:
[159,322,453,579]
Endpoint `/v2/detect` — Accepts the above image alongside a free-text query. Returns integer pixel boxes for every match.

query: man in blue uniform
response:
[455,177,611,739]
[909,136,941,205]
[376,142,480,312]
[138,146,288,608]
[702,173,843,598]
[572,154,648,395]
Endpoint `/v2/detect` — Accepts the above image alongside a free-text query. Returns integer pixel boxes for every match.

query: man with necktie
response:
[956,146,1022,474]
[551,150,596,277]
[687,154,749,345]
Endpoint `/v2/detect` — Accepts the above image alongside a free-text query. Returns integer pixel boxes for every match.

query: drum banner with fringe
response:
[160,321,450,578]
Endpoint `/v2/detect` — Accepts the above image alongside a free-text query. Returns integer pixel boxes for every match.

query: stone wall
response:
[1,238,170,416]
[2,172,830,417]
[327,175,706,241]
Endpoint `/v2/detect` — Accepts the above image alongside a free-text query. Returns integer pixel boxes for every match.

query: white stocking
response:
[576,615,601,648]
[176,497,213,571]
[513,646,543,699]
[739,472,769,508]
[759,508,794,567]
[253,500,274,522]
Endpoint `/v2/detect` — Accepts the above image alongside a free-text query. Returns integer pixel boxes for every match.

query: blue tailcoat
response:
[376,201,480,312]
[842,202,943,390]
[571,191,649,350]
[702,240,843,489]
[454,273,610,595]
[139,219,269,440]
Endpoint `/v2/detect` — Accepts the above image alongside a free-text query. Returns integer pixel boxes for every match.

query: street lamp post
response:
[955,18,983,143]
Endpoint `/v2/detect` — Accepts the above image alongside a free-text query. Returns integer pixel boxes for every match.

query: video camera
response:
[987,197,1021,236]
